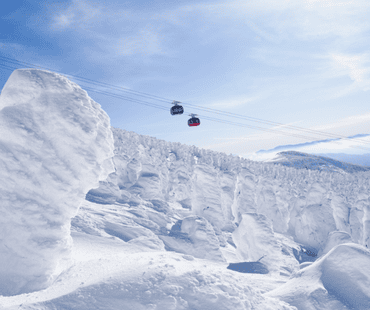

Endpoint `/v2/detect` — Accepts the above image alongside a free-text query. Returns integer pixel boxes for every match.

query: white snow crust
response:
[0,69,114,296]
[1,70,370,309]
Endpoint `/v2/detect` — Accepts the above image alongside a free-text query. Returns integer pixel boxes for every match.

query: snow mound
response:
[267,243,370,309]
[0,69,114,295]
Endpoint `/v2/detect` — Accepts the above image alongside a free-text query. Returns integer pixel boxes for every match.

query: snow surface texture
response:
[0,69,114,295]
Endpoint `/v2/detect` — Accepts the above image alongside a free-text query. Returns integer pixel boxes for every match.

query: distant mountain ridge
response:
[317,152,370,167]
[267,151,370,173]
[256,133,370,154]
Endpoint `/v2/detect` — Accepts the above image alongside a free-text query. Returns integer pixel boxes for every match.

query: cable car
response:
[188,114,200,127]
[170,100,184,115]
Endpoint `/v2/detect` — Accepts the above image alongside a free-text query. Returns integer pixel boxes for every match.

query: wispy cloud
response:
[46,0,166,58]
[330,53,370,92]
[312,112,370,131]
[205,95,261,109]
[49,0,103,30]
[112,26,163,56]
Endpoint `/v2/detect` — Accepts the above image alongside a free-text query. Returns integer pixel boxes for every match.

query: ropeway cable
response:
[1,56,370,149]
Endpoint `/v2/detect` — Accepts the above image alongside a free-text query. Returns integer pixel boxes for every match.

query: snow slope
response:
[0,69,114,296]
[1,70,370,309]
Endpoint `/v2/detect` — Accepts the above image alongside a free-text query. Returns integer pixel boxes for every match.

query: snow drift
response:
[0,69,114,295]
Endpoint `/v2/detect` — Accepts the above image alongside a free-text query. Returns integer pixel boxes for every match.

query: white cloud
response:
[112,27,163,56]
[312,112,370,132]
[306,0,355,9]
[330,53,370,92]
[205,95,261,109]
[156,0,369,40]
[53,13,74,28]
[49,0,107,30]
[47,0,165,57]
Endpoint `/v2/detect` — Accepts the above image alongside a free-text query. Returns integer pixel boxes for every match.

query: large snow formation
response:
[0,69,114,295]
[88,129,370,263]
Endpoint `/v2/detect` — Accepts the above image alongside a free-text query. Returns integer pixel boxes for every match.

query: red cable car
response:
[188,114,200,127]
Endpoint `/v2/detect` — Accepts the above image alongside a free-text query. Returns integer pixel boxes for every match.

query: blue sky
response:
[1,0,370,157]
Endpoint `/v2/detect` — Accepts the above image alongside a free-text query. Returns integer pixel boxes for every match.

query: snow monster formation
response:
[88,129,370,272]
[0,69,114,295]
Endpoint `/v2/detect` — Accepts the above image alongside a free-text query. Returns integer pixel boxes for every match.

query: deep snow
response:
[1,69,370,309]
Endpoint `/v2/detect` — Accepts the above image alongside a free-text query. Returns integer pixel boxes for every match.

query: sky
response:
[1,0,370,158]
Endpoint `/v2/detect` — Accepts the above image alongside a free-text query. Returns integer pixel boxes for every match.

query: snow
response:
[267,243,370,309]
[0,69,114,296]
[1,69,370,309]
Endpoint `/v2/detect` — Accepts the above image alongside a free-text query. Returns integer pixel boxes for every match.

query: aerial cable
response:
[84,86,320,141]
[199,115,370,150]
[1,61,369,150]
[199,115,370,152]
[82,86,169,111]
[84,88,370,150]
[77,86,370,150]
[182,102,370,145]
[0,56,170,103]
[0,63,368,151]
[0,63,19,72]
[1,56,370,147]
[0,56,369,142]
[82,86,329,139]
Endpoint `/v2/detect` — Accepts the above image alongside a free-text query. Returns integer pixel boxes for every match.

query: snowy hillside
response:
[266,151,370,173]
[1,69,370,309]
